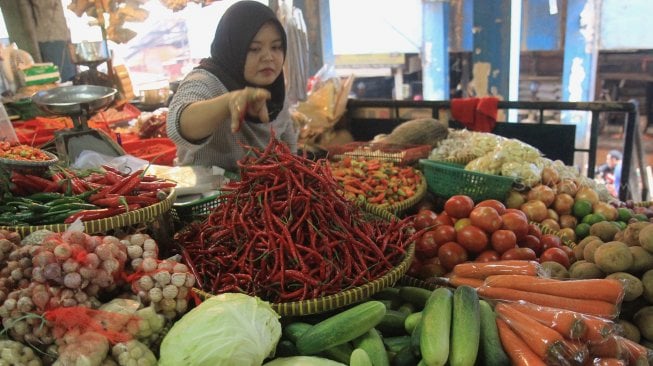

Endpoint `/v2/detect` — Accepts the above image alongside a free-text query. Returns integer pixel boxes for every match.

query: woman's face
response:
[244,22,284,87]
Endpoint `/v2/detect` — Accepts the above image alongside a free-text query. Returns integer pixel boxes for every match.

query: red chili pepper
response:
[134,181,176,191]
[63,204,141,224]
[109,169,144,196]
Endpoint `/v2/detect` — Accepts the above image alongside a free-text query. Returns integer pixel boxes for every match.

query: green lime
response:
[573,199,593,219]
[582,213,606,225]
[575,222,591,239]
[634,213,649,222]
[617,207,633,222]
[613,220,627,230]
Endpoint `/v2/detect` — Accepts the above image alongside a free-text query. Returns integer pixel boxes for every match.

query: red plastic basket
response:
[326,142,431,165]
[121,137,176,166]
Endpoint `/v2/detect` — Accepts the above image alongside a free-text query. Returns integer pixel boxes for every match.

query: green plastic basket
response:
[171,193,222,224]
[419,159,516,202]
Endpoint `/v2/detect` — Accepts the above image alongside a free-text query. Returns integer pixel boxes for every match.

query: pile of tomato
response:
[409,194,575,280]
[0,141,53,162]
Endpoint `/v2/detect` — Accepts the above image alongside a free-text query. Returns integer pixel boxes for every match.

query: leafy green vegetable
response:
[159,293,281,366]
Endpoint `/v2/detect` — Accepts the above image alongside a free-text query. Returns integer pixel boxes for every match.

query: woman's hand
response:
[228,87,271,133]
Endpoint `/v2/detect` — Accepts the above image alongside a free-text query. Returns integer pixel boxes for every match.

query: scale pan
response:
[32,85,117,116]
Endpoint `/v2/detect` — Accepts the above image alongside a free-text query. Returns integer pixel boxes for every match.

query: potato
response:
[629,246,653,273]
[578,235,602,248]
[589,221,620,242]
[640,224,653,253]
[623,221,650,246]
[569,260,605,279]
[643,269,653,303]
[594,241,634,274]
[583,240,603,263]
[540,261,570,279]
[617,319,641,343]
[620,297,650,322]
[606,272,643,302]
[633,306,653,342]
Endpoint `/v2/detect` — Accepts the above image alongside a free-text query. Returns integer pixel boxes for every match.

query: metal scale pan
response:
[32,85,126,164]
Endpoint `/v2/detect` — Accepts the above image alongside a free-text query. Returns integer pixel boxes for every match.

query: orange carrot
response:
[451,260,541,279]
[616,336,653,366]
[496,318,546,366]
[591,358,627,366]
[447,275,484,288]
[477,286,619,319]
[495,303,568,364]
[504,301,587,340]
[483,275,625,304]
[580,314,619,343]
[588,336,627,360]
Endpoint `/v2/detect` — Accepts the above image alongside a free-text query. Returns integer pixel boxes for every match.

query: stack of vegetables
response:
[329,156,424,207]
[176,137,416,303]
[0,165,175,226]
[0,228,195,364]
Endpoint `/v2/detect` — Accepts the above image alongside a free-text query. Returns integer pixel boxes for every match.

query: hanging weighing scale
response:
[31,85,125,164]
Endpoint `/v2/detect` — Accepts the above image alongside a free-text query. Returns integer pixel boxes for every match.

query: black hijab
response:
[197,1,287,122]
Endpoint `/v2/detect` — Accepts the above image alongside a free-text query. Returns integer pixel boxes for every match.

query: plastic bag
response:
[71,150,148,173]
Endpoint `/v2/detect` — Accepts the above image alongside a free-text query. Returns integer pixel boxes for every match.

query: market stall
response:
[1,2,653,365]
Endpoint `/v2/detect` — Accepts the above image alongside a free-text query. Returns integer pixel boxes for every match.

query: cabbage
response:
[159,293,282,366]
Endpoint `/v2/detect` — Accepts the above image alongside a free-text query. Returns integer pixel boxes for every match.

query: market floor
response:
[596,116,653,168]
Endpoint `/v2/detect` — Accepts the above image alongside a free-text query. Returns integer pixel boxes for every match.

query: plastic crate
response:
[419,159,516,202]
[326,142,431,165]
[171,193,222,224]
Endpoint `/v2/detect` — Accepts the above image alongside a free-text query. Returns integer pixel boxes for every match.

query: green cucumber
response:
[398,286,433,309]
[420,287,453,366]
[392,346,418,366]
[296,301,386,356]
[397,302,416,316]
[376,309,408,336]
[382,335,411,353]
[350,348,373,366]
[404,311,422,334]
[353,328,389,366]
[283,322,353,364]
[478,300,510,366]
[449,285,481,366]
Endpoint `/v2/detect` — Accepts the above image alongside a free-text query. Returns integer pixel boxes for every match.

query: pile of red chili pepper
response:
[176,137,416,303]
[0,141,53,161]
[0,165,175,226]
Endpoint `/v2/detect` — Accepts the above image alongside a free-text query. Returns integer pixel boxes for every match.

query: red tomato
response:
[407,259,422,278]
[456,225,489,254]
[475,249,500,262]
[500,212,529,240]
[540,247,571,268]
[433,212,454,226]
[476,199,507,215]
[437,242,469,271]
[505,208,528,221]
[528,223,543,239]
[414,209,438,230]
[490,229,517,254]
[501,247,537,261]
[444,195,475,219]
[416,230,440,258]
[519,234,543,256]
[540,234,562,251]
[559,245,576,264]
[454,218,472,232]
[432,225,457,245]
[469,206,502,233]
[418,256,447,279]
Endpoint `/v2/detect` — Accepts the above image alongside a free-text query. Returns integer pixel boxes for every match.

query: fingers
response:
[228,88,273,133]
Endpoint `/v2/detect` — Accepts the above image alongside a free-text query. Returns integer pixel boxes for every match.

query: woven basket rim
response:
[0,150,59,168]
[194,241,414,316]
[0,188,176,236]
[373,173,427,213]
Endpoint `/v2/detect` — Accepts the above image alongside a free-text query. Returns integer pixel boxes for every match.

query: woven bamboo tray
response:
[373,174,427,214]
[0,189,176,236]
[194,242,414,317]
[193,204,415,316]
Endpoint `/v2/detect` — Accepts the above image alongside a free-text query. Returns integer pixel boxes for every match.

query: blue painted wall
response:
[521,0,561,51]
